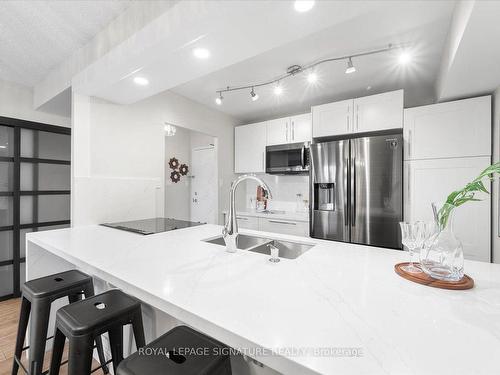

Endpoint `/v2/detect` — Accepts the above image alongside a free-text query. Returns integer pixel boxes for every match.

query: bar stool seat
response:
[116,326,232,375]
[49,289,146,375]
[12,270,108,375]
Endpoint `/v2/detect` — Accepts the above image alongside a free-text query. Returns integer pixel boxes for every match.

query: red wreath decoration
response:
[170,170,181,183]
[179,164,189,176]
[168,157,179,170]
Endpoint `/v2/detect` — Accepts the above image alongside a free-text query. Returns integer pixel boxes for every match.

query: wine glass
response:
[399,222,423,273]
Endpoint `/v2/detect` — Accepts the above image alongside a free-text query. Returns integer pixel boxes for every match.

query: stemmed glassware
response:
[400,221,438,274]
[399,222,422,273]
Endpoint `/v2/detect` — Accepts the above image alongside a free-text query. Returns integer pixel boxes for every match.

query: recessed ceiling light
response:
[294,0,315,12]
[133,76,149,86]
[193,48,210,59]
[307,72,318,84]
[398,51,412,65]
[274,84,283,96]
[345,57,356,74]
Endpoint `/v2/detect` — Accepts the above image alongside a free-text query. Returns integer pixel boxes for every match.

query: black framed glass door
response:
[0,117,70,300]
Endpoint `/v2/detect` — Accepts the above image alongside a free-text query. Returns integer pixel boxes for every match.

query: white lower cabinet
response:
[236,215,259,230]
[404,156,491,262]
[259,218,309,237]
[225,213,309,237]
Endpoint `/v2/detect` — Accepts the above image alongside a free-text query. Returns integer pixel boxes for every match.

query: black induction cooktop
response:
[101,218,205,235]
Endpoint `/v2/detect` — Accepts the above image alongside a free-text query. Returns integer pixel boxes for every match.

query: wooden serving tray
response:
[394,262,474,290]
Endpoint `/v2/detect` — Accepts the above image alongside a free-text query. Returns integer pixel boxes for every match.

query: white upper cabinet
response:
[354,90,403,133]
[267,113,311,145]
[312,90,403,138]
[404,96,491,160]
[312,99,353,137]
[234,121,267,173]
[289,113,312,143]
[267,117,290,145]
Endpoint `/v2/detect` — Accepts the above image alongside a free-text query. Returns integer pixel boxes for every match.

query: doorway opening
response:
[164,126,218,224]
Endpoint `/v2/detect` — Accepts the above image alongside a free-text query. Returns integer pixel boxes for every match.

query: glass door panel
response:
[21,129,71,160]
[0,162,13,192]
[0,231,13,262]
[0,126,14,157]
[21,163,70,190]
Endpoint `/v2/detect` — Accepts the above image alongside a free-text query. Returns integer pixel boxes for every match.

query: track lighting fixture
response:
[250,88,259,101]
[215,92,223,105]
[215,43,406,101]
[345,57,356,74]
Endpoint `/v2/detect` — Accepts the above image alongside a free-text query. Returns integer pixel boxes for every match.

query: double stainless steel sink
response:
[203,234,314,259]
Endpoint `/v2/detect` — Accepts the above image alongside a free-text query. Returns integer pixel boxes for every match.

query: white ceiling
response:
[437,1,500,101]
[172,1,456,123]
[0,0,131,87]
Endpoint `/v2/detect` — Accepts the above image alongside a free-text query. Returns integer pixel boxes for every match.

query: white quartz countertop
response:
[26,224,500,375]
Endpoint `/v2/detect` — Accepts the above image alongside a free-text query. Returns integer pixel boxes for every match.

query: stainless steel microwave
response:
[266,142,310,174]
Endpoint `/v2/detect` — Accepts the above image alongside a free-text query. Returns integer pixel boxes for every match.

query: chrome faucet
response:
[223,174,272,252]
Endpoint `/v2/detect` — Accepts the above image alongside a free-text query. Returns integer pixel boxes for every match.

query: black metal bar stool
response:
[116,326,232,375]
[49,289,146,375]
[12,270,108,375]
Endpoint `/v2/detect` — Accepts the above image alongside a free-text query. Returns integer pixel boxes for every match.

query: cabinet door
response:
[267,117,289,146]
[312,99,353,138]
[354,90,403,133]
[404,156,491,262]
[404,96,491,160]
[290,113,311,143]
[259,218,308,236]
[234,122,267,173]
[236,215,259,230]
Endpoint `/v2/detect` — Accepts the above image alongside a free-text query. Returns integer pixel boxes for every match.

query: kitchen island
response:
[26,224,500,375]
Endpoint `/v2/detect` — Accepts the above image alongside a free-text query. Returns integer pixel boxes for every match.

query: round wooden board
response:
[394,263,474,290]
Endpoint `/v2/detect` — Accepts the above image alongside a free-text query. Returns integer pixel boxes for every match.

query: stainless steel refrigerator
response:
[310,133,403,249]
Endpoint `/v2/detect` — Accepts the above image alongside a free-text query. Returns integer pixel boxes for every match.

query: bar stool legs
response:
[11,297,31,375]
[28,299,51,375]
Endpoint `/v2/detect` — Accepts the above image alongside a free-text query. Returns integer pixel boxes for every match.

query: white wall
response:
[492,87,500,263]
[0,79,70,127]
[72,89,237,226]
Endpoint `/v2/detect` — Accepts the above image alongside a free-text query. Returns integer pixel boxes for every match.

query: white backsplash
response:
[243,174,309,212]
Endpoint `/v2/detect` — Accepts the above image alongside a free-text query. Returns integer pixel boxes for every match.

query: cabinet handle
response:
[407,166,411,207]
[408,129,412,158]
[269,220,296,225]
[262,152,265,171]
[292,121,295,141]
[347,106,350,131]
[286,122,289,142]
[356,104,359,131]
[237,217,249,220]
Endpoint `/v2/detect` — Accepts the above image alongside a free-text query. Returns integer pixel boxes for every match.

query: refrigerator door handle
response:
[301,145,306,169]
[344,158,348,227]
[351,155,356,227]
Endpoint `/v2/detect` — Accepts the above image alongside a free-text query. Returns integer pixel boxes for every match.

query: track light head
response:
[274,84,283,96]
[250,88,259,101]
[307,71,318,84]
[215,92,223,105]
[345,57,356,74]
